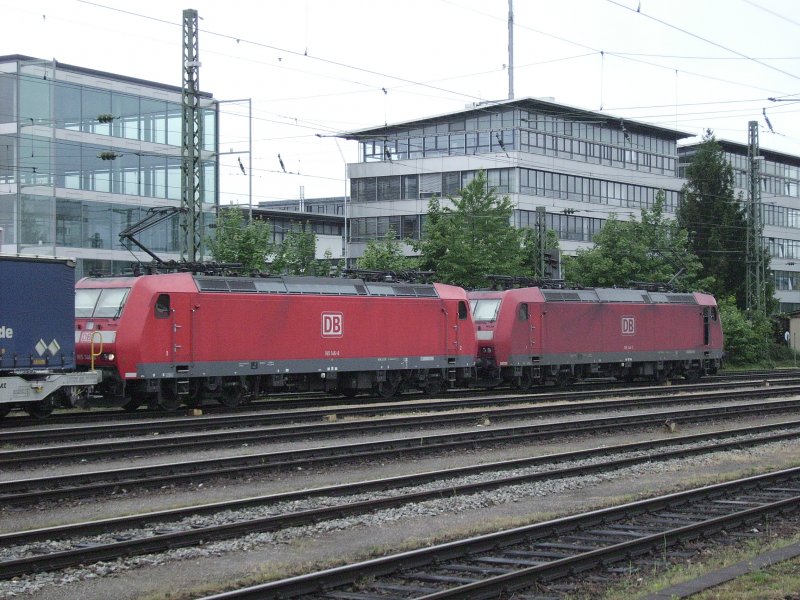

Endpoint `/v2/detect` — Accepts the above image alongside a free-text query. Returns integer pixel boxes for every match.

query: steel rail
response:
[1,421,799,580]
[2,377,784,444]
[2,399,800,506]
[3,386,800,467]
[2,370,797,429]
[197,467,800,599]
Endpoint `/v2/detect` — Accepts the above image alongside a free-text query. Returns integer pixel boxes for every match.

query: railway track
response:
[3,398,800,505]
[3,381,800,460]
[196,466,800,600]
[2,369,796,428]
[1,421,798,583]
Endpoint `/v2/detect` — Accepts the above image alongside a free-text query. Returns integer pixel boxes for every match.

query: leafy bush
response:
[718,296,772,365]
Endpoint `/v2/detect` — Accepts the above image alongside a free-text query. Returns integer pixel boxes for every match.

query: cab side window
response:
[518,303,529,321]
[458,300,468,320]
[155,294,171,319]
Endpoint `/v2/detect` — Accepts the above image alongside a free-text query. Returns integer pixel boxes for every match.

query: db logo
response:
[322,312,343,337]
[621,316,635,336]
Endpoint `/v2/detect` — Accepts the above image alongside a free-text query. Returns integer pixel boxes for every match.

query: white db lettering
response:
[621,316,635,336]
[322,312,343,337]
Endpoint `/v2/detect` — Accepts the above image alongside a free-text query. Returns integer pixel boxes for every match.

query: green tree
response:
[206,207,272,272]
[678,130,750,307]
[271,226,318,275]
[317,248,345,277]
[412,170,524,288]
[718,296,771,364]
[357,227,416,272]
[564,192,710,290]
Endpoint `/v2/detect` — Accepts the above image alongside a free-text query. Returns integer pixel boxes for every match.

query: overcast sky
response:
[2,0,799,207]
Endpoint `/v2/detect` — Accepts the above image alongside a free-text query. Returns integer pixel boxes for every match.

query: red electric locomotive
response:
[75,273,476,410]
[468,286,723,389]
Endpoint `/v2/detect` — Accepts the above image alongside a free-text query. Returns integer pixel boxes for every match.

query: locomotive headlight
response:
[102,352,115,361]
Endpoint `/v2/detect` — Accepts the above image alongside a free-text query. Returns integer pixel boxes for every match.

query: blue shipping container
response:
[0,256,76,372]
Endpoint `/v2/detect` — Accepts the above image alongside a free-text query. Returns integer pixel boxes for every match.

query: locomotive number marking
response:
[322,312,343,338]
[621,316,635,336]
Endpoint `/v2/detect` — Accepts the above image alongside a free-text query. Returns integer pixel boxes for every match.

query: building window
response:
[377,176,401,201]
[402,175,418,199]
[442,172,461,196]
[420,173,442,198]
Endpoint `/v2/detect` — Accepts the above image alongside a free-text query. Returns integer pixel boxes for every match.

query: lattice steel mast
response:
[181,8,204,262]
[746,120,766,314]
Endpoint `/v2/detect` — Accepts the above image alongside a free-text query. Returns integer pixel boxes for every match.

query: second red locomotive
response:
[468,286,723,389]
[75,273,476,410]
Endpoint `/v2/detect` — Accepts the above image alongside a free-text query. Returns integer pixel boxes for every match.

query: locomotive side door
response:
[446,300,470,355]
[517,303,534,355]
[159,293,193,365]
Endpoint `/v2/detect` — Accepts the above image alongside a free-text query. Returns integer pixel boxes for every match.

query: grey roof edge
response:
[0,54,214,99]
[337,97,694,141]
[679,136,800,166]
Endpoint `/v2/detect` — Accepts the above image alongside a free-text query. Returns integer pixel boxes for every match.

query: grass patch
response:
[568,532,800,600]
[690,556,800,600]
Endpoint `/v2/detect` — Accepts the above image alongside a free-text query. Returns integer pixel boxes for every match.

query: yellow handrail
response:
[90,331,103,371]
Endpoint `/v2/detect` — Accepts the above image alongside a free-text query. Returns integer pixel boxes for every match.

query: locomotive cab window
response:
[470,299,501,322]
[75,287,130,318]
[518,303,529,321]
[75,289,101,318]
[155,294,171,319]
[458,300,468,320]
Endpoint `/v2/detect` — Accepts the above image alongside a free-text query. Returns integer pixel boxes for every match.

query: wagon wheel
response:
[216,378,245,408]
[375,372,401,399]
[24,397,55,419]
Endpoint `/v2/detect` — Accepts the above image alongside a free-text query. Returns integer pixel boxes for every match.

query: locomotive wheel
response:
[375,380,398,398]
[654,369,671,384]
[555,370,575,387]
[516,371,534,392]
[183,380,205,408]
[121,395,143,412]
[375,372,401,398]
[685,369,701,382]
[217,378,244,408]
[340,388,359,398]
[25,398,55,419]
[0,405,12,419]
[422,379,443,396]
[159,383,182,411]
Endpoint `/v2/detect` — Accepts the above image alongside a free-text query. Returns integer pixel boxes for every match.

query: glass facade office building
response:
[0,55,217,277]
[342,97,800,313]
[343,97,688,259]
[680,141,800,313]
